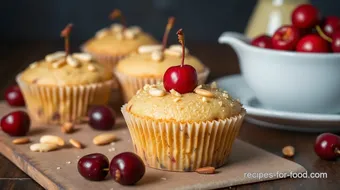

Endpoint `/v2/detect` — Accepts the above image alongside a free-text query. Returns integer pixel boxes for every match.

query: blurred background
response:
[1,0,339,43]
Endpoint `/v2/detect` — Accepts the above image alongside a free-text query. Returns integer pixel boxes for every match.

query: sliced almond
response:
[138,45,162,54]
[195,167,215,174]
[124,29,137,39]
[12,137,30,144]
[45,51,66,62]
[169,44,189,55]
[173,97,181,102]
[72,53,92,62]
[66,55,80,67]
[30,143,59,152]
[194,88,214,98]
[170,89,181,97]
[61,122,74,134]
[148,88,166,97]
[52,59,66,68]
[87,64,96,72]
[282,145,295,157]
[210,81,218,89]
[151,50,164,62]
[111,23,123,33]
[93,133,117,145]
[29,62,38,69]
[164,49,181,57]
[40,135,65,146]
[69,139,83,149]
[129,26,142,34]
[95,28,110,39]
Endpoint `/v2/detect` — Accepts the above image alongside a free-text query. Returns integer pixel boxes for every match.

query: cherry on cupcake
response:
[88,105,115,130]
[272,25,301,51]
[251,35,273,49]
[291,4,320,29]
[296,34,330,53]
[163,29,198,94]
[4,85,25,107]
[0,111,30,136]
[314,133,340,160]
[110,152,145,185]
[78,153,109,181]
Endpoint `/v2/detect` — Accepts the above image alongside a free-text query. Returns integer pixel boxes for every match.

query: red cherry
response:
[314,133,340,160]
[272,25,301,51]
[78,153,109,181]
[0,111,30,136]
[321,16,340,38]
[331,31,340,52]
[296,34,330,53]
[4,85,25,107]
[88,105,115,130]
[110,152,145,185]
[251,35,273,49]
[163,29,198,94]
[291,4,320,29]
[163,65,198,93]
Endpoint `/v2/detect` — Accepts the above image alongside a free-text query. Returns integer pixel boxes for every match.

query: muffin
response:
[16,51,114,124]
[121,82,246,171]
[82,22,158,71]
[115,44,210,102]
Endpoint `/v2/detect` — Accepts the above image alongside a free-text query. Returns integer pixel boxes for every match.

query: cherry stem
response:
[335,148,340,155]
[109,9,127,31]
[176,28,185,67]
[162,17,175,51]
[60,24,73,56]
[316,25,332,43]
[103,168,109,171]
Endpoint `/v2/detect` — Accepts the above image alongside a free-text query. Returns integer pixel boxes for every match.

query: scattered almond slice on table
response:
[282,145,295,157]
[195,167,216,174]
[69,139,83,149]
[61,122,74,134]
[40,135,65,147]
[30,143,59,152]
[93,133,117,145]
[12,137,30,144]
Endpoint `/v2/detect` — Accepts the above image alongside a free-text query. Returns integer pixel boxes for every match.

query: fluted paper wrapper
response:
[115,68,210,102]
[16,75,114,124]
[121,105,246,172]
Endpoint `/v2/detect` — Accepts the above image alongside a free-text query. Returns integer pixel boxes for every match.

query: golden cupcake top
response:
[115,44,205,77]
[20,51,113,86]
[84,9,157,55]
[126,82,243,122]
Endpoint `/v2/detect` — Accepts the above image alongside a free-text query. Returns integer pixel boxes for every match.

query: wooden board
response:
[0,102,306,190]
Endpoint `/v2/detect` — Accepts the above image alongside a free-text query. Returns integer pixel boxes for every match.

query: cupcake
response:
[17,24,114,124]
[82,9,158,71]
[121,29,245,171]
[115,18,209,102]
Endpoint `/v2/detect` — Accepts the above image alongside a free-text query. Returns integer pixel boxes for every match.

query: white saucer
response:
[216,74,340,132]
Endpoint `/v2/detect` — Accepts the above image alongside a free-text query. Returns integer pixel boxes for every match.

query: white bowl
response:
[218,32,340,114]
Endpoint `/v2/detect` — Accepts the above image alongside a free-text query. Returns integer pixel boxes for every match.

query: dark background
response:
[1,0,339,44]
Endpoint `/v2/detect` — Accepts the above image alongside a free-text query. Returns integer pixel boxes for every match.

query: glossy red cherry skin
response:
[251,35,273,49]
[331,31,340,52]
[291,4,320,29]
[314,133,340,160]
[296,34,330,53]
[272,25,301,51]
[78,153,109,181]
[0,111,30,136]
[321,16,340,38]
[163,65,198,94]
[4,85,25,107]
[110,152,145,185]
[88,106,115,130]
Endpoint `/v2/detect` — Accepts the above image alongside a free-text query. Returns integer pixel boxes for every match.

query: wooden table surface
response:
[0,42,339,190]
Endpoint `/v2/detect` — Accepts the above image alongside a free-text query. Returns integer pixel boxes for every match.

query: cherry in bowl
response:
[272,25,301,51]
[321,16,340,38]
[331,31,340,52]
[4,85,25,107]
[78,153,109,181]
[314,133,340,160]
[291,4,320,29]
[251,35,273,49]
[296,34,330,53]
[0,111,30,136]
[110,152,145,185]
[88,105,115,130]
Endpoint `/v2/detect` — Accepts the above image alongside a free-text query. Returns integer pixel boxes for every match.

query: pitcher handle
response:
[218,32,250,47]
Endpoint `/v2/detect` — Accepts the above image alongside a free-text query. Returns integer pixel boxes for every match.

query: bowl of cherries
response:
[219,4,340,114]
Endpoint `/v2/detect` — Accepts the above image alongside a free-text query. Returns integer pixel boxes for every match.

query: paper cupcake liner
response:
[115,68,210,102]
[121,104,246,172]
[16,75,114,124]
